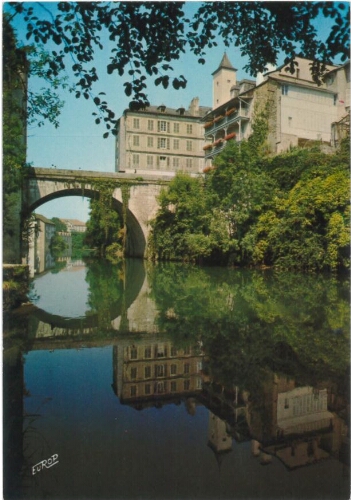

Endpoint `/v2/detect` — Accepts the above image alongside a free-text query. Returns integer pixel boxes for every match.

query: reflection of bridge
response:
[23,167,172,257]
[28,259,159,344]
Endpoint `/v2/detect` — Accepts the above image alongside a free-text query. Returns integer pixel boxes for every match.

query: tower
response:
[212,53,237,109]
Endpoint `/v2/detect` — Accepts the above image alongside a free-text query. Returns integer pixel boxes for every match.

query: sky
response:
[5,1,345,222]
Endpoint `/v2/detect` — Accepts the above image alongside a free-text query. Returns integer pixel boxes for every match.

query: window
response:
[145,366,151,378]
[284,398,289,409]
[130,386,137,397]
[282,84,289,96]
[171,381,177,392]
[131,367,137,379]
[186,158,193,169]
[186,140,192,151]
[158,156,169,169]
[158,120,170,132]
[130,347,138,359]
[184,363,190,374]
[133,135,139,146]
[158,137,170,149]
[147,119,154,131]
[334,94,338,105]
[147,155,153,167]
[173,158,179,168]
[171,364,177,375]
[173,139,179,150]
[174,122,180,133]
[145,384,151,395]
[155,365,165,377]
[133,118,140,129]
[132,154,139,167]
[171,346,177,356]
[187,124,193,134]
[184,380,190,390]
[144,347,152,359]
[147,136,154,147]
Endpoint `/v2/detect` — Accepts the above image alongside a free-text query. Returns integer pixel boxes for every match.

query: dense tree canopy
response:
[5,1,350,135]
[150,123,350,271]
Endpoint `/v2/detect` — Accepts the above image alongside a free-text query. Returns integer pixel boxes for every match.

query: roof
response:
[212,52,237,75]
[60,218,86,226]
[324,59,350,76]
[35,214,55,225]
[123,104,211,119]
[266,74,336,94]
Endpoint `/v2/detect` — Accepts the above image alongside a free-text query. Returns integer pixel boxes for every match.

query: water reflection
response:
[3,260,350,499]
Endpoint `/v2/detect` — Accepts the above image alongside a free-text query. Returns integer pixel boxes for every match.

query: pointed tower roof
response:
[212,52,237,75]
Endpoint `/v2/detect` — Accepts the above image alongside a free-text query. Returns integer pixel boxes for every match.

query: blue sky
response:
[6,2,344,222]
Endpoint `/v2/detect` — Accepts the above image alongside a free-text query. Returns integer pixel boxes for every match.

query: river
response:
[3,257,350,499]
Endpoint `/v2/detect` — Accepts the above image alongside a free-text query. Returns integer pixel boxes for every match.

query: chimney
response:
[188,97,199,116]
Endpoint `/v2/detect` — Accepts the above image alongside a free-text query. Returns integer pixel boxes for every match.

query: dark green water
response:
[3,258,350,499]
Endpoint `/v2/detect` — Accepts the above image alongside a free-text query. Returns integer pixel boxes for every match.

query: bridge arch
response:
[21,168,166,257]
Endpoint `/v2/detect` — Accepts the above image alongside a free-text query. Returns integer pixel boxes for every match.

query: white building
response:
[115,98,211,176]
[203,54,350,168]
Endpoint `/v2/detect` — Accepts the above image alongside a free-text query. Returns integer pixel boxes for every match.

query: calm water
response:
[3,258,350,499]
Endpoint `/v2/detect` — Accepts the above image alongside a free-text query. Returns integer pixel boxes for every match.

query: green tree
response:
[2,15,70,262]
[84,189,123,258]
[50,233,67,256]
[251,144,350,270]
[51,217,67,232]
[5,2,350,136]
[3,16,28,262]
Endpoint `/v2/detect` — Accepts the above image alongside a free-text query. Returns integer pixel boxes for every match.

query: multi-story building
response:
[115,97,211,176]
[60,218,86,233]
[203,54,350,168]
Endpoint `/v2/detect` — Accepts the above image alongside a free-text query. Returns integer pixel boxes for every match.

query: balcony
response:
[203,107,250,138]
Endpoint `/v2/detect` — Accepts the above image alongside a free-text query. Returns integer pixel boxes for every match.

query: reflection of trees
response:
[84,258,146,332]
[149,263,350,389]
[85,259,125,330]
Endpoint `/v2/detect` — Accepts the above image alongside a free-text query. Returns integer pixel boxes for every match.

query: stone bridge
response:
[22,167,171,257]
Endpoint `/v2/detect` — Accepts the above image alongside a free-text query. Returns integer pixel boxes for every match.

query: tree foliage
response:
[148,262,350,389]
[84,188,123,258]
[150,125,350,271]
[5,1,350,135]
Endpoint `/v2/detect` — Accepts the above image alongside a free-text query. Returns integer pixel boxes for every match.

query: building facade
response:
[115,98,211,176]
[203,54,350,168]
[60,218,86,233]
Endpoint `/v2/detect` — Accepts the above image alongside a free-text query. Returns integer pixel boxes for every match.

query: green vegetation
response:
[3,265,29,311]
[3,16,69,263]
[148,262,350,389]
[150,123,350,271]
[71,232,90,259]
[84,185,124,261]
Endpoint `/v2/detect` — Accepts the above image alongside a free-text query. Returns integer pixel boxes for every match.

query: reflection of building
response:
[115,98,211,176]
[112,337,204,409]
[203,54,350,168]
[244,374,349,471]
[208,412,232,467]
[277,386,332,435]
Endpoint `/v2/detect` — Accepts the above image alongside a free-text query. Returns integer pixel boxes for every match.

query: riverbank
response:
[3,264,30,311]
